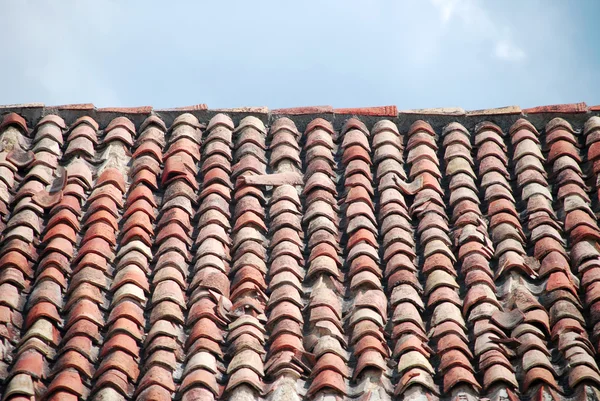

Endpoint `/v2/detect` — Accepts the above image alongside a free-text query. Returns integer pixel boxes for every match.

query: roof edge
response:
[1,102,600,131]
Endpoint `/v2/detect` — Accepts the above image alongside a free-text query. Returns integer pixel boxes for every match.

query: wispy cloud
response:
[431,0,526,62]
[433,0,459,23]
[494,40,526,61]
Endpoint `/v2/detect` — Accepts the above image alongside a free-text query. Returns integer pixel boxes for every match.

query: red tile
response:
[97,106,153,114]
[467,105,522,116]
[272,105,333,115]
[1,107,599,401]
[524,102,588,114]
[55,103,95,110]
[335,105,397,117]
[155,103,208,111]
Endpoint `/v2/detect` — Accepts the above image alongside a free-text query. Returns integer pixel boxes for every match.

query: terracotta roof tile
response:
[96,106,153,114]
[467,105,522,116]
[524,102,589,114]
[53,103,95,110]
[272,105,333,115]
[335,105,398,117]
[400,106,466,115]
[0,104,599,400]
[155,104,208,112]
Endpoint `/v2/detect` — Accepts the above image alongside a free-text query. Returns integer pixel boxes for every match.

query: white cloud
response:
[494,40,526,61]
[430,0,526,62]
[432,0,459,23]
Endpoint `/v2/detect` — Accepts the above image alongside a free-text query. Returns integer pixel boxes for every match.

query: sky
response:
[2,0,599,110]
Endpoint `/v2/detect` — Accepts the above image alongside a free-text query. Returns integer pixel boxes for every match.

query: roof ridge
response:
[2,102,599,120]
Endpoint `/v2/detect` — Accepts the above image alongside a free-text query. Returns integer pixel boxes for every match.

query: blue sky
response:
[2,0,599,110]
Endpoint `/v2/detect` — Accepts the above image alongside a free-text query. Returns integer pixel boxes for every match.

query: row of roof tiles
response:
[2,110,600,401]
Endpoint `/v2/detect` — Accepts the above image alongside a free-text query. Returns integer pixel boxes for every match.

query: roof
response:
[1,102,600,401]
